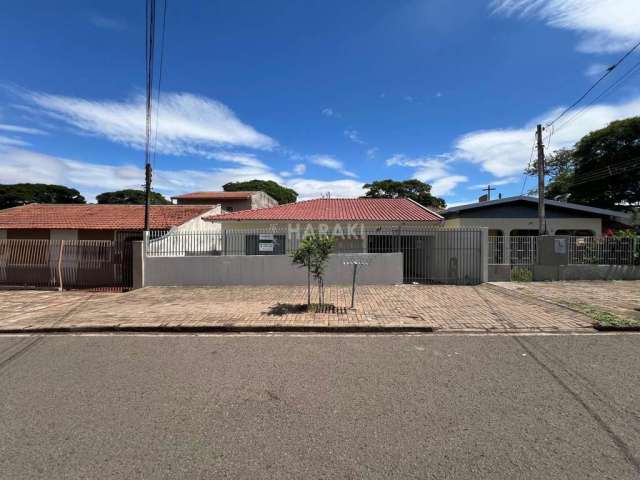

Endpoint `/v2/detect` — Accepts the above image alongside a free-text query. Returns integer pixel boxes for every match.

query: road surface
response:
[1,333,639,479]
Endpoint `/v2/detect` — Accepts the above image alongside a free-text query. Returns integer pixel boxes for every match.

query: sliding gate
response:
[367,228,484,285]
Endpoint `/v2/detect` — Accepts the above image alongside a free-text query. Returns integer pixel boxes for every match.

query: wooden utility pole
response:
[143,163,152,231]
[536,124,546,235]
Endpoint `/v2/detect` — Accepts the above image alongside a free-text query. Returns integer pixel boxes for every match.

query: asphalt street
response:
[1,333,639,479]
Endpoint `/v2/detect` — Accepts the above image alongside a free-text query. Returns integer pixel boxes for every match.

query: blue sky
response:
[0,0,639,205]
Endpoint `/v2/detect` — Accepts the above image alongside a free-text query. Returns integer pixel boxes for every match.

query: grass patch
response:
[569,303,640,327]
[510,267,533,282]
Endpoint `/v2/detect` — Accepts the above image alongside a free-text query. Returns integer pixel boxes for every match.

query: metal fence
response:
[489,235,639,266]
[0,239,133,290]
[568,236,638,265]
[146,228,485,285]
[488,236,538,265]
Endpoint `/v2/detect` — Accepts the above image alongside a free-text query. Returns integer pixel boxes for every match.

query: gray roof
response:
[444,195,632,221]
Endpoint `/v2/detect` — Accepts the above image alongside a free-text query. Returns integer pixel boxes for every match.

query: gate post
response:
[480,227,489,283]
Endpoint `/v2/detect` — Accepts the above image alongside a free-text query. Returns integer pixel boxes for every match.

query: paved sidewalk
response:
[0,284,594,333]
[494,280,640,323]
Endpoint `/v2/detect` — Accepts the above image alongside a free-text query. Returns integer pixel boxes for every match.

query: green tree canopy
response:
[96,189,170,205]
[222,180,298,204]
[362,179,446,209]
[0,183,85,210]
[291,233,336,307]
[528,117,640,210]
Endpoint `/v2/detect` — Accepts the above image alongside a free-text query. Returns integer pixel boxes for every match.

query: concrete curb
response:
[0,325,435,335]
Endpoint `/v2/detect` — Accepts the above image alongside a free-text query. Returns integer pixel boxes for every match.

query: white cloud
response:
[0,123,47,135]
[455,95,640,177]
[208,152,269,169]
[309,154,357,178]
[491,0,640,53]
[285,178,365,200]
[279,163,306,178]
[385,154,468,196]
[0,135,30,147]
[0,147,364,203]
[321,107,339,118]
[366,147,379,159]
[0,147,279,203]
[344,128,366,145]
[585,63,610,78]
[435,92,443,98]
[23,90,276,155]
[469,177,519,189]
[430,176,469,197]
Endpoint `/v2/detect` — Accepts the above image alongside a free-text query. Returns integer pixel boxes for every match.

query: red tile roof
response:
[205,198,443,222]
[171,191,255,200]
[0,204,215,230]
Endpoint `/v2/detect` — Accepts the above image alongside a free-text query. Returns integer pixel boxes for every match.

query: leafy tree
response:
[362,179,446,209]
[526,148,575,200]
[527,117,640,209]
[96,189,170,205]
[223,180,297,204]
[0,183,85,209]
[291,233,336,308]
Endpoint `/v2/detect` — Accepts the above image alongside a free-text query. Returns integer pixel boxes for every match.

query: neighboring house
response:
[442,196,632,236]
[171,191,278,211]
[204,197,444,262]
[0,204,220,242]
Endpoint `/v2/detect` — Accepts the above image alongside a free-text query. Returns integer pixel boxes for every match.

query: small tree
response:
[291,234,335,308]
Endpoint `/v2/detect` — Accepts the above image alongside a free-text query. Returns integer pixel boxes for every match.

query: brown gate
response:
[0,239,134,291]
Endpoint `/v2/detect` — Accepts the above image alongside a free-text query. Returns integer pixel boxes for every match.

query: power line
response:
[144,0,156,231]
[554,58,640,133]
[570,158,640,187]
[546,38,640,127]
[152,0,168,169]
[520,134,537,195]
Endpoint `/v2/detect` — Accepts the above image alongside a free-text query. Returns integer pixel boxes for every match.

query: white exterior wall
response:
[147,207,223,256]
[444,217,601,235]
[219,220,444,255]
[251,192,279,209]
[50,229,78,241]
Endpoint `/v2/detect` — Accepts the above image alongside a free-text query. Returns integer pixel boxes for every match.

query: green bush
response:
[510,266,533,282]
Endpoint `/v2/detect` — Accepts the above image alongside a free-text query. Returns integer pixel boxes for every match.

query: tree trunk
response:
[307,264,311,307]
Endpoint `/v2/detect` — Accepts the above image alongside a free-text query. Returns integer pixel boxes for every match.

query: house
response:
[0,204,220,242]
[206,197,443,251]
[171,191,277,211]
[199,197,482,283]
[442,195,632,236]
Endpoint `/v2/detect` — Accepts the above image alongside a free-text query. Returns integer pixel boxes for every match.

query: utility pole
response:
[143,163,152,231]
[536,124,546,235]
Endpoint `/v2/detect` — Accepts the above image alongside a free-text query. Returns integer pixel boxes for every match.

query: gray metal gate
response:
[366,229,484,285]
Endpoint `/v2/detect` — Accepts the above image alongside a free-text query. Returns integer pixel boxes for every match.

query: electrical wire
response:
[144,0,155,171]
[520,134,537,195]
[152,0,167,169]
[546,38,640,128]
[554,58,640,134]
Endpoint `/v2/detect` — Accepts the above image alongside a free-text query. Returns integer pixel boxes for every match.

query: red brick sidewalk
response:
[0,284,595,333]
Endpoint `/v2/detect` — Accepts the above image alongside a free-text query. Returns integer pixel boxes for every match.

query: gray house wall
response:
[142,252,403,286]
